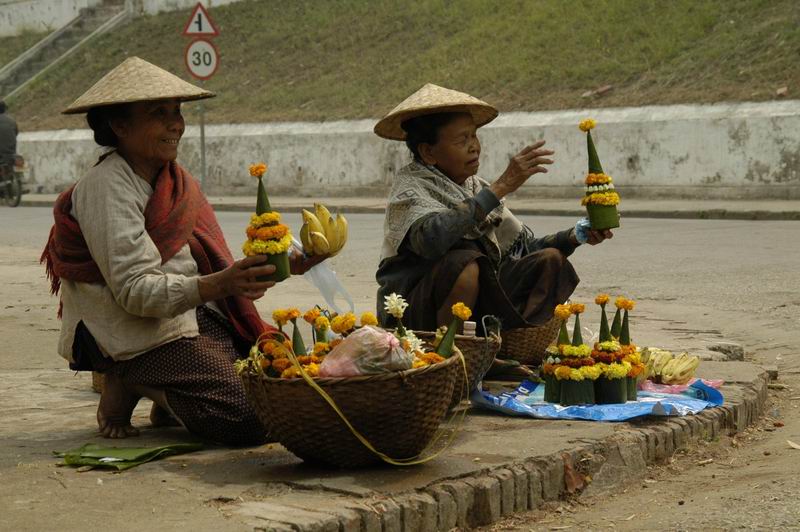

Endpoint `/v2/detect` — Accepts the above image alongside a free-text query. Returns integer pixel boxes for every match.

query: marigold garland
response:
[250,212,281,227]
[585,172,612,186]
[242,234,293,256]
[581,191,620,206]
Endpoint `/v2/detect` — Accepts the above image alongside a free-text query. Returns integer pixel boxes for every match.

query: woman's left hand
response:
[586,229,613,245]
[289,248,329,275]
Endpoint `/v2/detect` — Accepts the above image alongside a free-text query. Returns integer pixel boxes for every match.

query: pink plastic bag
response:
[319,326,413,377]
[639,378,724,394]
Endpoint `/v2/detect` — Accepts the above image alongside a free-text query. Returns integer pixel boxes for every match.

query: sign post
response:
[182,2,220,189]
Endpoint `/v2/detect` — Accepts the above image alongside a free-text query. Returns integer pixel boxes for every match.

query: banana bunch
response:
[641,347,700,385]
[300,203,348,256]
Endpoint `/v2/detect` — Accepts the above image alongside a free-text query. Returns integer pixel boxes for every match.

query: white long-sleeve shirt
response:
[58,152,204,362]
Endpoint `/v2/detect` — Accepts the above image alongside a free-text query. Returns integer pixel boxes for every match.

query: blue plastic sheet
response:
[471,380,722,422]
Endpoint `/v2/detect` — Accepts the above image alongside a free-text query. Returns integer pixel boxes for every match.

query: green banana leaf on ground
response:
[54,442,203,471]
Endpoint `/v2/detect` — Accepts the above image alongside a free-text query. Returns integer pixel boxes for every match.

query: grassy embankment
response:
[7,0,799,130]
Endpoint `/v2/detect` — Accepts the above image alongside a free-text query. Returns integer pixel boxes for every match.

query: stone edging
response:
[227,369,768,531]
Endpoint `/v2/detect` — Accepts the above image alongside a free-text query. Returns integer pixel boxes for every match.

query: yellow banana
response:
[310,231,330,255]
[315,203,334,239]
[299,223,313,254]
[302,209,325,235]
[329,213,348,255]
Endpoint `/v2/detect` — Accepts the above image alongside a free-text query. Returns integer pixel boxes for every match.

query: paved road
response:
[1,206,799,529]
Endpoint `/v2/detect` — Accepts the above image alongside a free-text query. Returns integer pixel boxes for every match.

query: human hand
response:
[586,229,613,245]
[490,140,555,199]
[199,255,276,302]
[288,247,328,275]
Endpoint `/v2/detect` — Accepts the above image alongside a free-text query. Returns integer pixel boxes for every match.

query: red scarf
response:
[41,159,272,345]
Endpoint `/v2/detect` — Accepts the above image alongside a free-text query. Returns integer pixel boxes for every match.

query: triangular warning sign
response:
[182,3,219,37]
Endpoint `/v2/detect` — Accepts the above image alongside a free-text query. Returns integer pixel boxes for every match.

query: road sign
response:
[184,38,219,80]
[182,2,219,37]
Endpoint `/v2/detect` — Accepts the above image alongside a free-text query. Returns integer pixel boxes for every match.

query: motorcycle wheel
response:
[5,175,22,207]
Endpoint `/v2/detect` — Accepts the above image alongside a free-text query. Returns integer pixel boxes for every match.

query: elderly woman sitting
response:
[42,58,320,443]
[374,84,613,335]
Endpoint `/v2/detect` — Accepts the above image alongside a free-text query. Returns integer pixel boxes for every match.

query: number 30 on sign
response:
[184,38,219,80]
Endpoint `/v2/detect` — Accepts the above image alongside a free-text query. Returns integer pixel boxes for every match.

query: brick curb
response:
[226,368,769,531]
[19,198,800,221]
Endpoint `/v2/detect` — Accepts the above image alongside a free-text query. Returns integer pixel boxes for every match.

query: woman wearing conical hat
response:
[42,57,318,443]
[375,84,613,335]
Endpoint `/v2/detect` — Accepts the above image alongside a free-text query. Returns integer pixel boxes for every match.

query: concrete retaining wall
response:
[0,0,100,37]
[17,100,800,199]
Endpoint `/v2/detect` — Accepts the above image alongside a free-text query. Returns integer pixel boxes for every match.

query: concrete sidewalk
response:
[19,194,800,220]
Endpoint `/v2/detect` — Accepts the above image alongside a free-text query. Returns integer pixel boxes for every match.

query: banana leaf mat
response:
[54,442,203,471]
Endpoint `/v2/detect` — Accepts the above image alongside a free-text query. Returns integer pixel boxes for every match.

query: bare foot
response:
[149,403,181,428]
[96,373,141,439]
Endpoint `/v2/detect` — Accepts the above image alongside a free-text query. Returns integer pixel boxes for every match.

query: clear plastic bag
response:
[319,326,413,377]
[292,240,354,314]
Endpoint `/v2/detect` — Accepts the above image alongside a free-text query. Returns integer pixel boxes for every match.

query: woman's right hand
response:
[198,255,276,302]
[490,140,555,200]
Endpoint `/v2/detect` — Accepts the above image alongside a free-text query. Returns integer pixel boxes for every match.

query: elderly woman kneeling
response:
[374,84,613,335]
[43,58,319,443]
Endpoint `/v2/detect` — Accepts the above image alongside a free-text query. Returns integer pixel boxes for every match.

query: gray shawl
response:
[381,161,524,260]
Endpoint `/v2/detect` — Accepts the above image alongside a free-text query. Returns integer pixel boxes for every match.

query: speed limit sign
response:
[184,38,219,80]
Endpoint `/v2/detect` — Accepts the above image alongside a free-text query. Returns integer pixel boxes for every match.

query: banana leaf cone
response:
[254,176,291,283]
[620,310,631,345]
[436,318,462,357]
[594,375,628,404]
[544,374,561,403]
[557,320,571,346]
[571,313,583,346]
[559,379,595,406]
[258,250,291,283]
[584,127,619,230]
[626,376,638,401]
[599,305,612,342]
[291,319,307,355]
[586,204,619,230]
[610,308,622,339]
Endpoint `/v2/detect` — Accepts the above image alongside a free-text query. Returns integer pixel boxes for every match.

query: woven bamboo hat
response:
[374,83,498,141]
[63,56,215,114]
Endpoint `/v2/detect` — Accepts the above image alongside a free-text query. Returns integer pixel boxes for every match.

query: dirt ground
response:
[1,209,798,530]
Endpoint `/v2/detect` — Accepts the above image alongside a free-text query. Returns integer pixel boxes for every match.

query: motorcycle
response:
[0,154,25,207]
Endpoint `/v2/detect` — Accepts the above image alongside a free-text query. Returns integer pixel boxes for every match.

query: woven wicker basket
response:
[412,331,501,409]
[91,371,104,394]
[497,316,562,366]
[240,355,460,468]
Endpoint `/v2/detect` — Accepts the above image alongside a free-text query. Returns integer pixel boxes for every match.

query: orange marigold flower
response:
[615,297,627,309]
[281,366,300,379]
[272,358,292,372]
[451,302,472,321]
[249,162,267,178]
[620,298,636,311]
[595,294,610,306]
[570,303,585,315]
[554,366,572,380]
[554,304,572,320]
[303,308,320,324]
[255,224,289,241]
[314,316,330,330]
[360,312,378,326]
[421,352,445,365]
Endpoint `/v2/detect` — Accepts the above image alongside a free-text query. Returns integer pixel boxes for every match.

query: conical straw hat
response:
[374,83,498,141]
[63,56,215,114]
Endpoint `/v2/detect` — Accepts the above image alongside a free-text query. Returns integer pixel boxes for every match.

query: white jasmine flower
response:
[404,331,424,353]
[384,293,409,319]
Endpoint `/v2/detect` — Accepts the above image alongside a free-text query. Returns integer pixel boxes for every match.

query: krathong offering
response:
[591,296,631,404]
[242,163,291,282]
[542,304,600,406]
[300,203,349,256]
[579,119,620,231]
